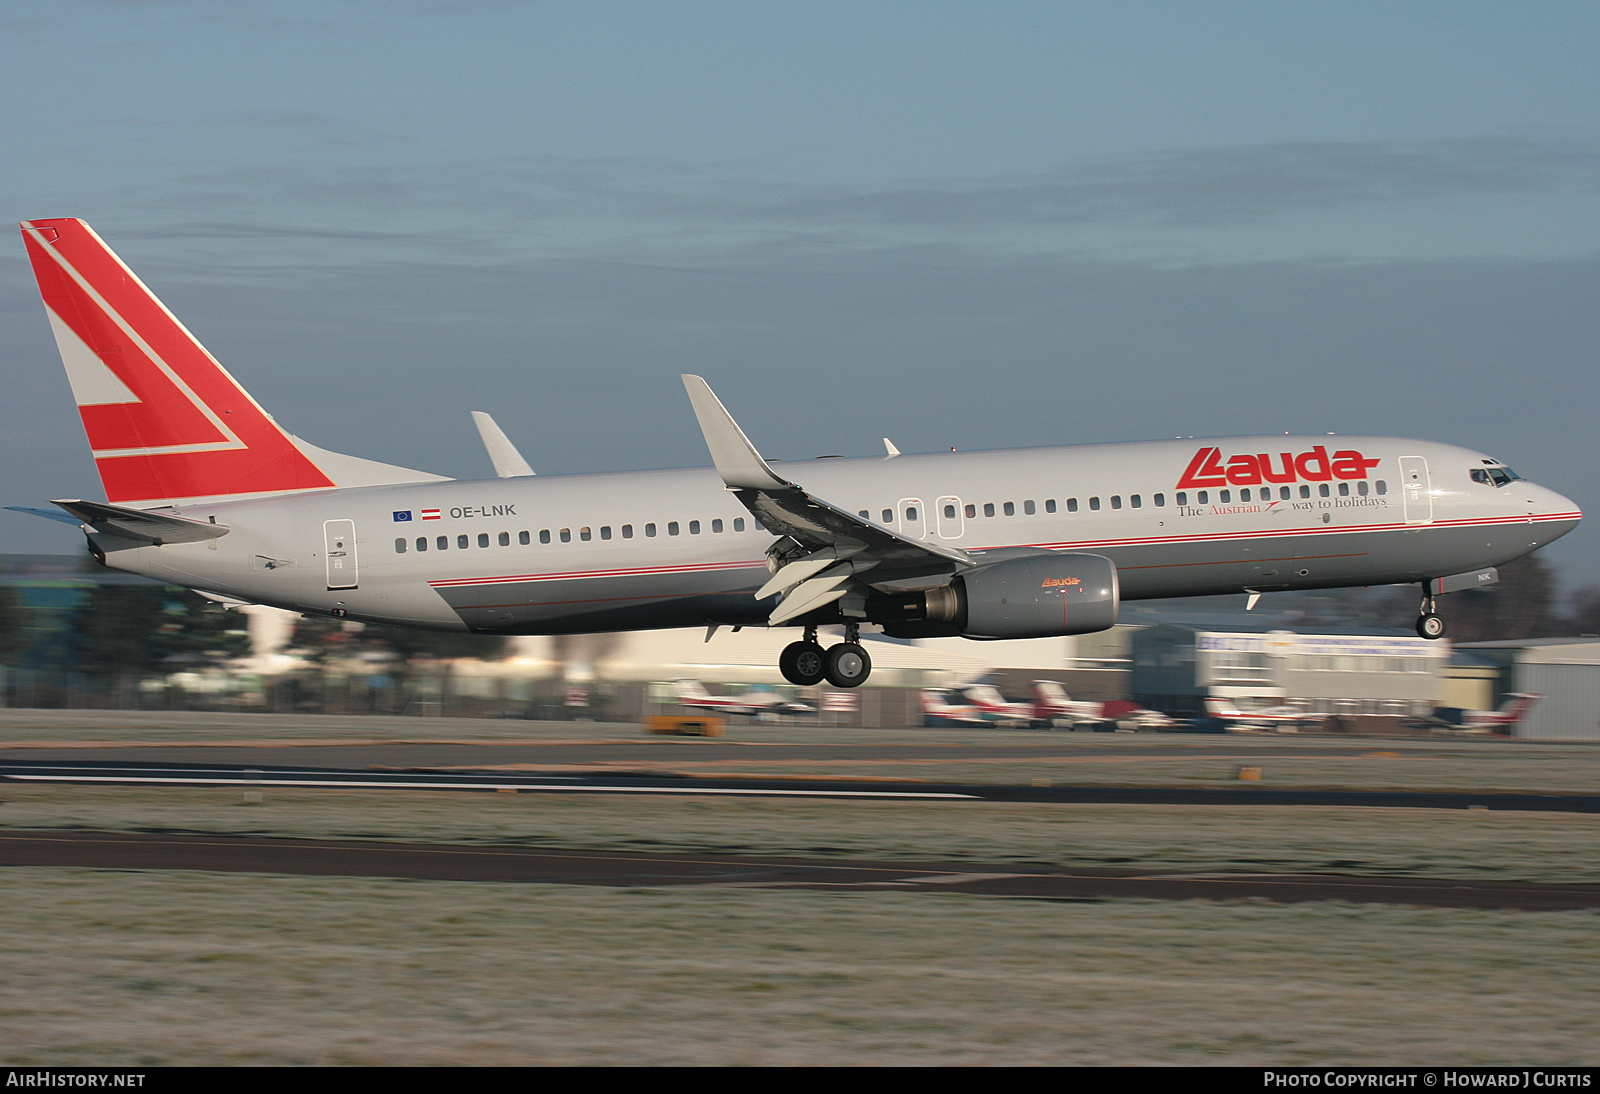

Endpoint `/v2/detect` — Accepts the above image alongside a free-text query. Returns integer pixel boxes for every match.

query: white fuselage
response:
[93,434,1580,636]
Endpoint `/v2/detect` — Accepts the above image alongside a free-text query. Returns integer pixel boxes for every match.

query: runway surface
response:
[3,829,1593,910]
[3,758,1597,811]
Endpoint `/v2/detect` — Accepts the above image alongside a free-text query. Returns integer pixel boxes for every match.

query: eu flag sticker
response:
[393,511,413,522]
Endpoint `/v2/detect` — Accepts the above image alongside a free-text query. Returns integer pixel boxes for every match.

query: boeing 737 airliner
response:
[13,219,1582,688]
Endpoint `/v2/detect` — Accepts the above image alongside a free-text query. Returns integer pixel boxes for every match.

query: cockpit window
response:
[1471,466,1520,487]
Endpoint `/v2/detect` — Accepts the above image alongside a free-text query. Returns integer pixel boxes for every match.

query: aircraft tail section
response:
[20,218,446,508]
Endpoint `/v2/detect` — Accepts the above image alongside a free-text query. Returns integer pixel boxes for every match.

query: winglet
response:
[470,412,536,477]
[680,375,788,491]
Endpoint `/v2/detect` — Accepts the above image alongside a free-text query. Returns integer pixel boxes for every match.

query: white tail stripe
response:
[45,307,139,406]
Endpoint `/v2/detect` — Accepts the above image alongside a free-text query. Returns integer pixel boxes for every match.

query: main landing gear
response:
[1417,585,1446,640]
[779,624,873,688]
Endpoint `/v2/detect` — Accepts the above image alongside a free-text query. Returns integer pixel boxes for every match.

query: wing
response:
[681,375,973,625]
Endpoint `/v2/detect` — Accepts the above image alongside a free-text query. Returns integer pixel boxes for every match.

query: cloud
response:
[756,133,1600,229]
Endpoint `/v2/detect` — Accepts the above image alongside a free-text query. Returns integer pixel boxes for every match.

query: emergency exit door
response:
[1399,457,1433,524]
[324,520,359,589]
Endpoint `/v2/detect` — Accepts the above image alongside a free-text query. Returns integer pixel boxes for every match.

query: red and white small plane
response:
[1030,680,1180,730]
[1455,693,1540,734]
[917,689,990,727]
[672,678,815,717]
[1202,696,1320,732]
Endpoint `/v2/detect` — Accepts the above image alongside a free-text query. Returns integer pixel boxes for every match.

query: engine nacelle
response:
[870,552,1119,640]
[961,552,1119,639]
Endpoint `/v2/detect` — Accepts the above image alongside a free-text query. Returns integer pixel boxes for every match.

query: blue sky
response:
[3,1,1598,586]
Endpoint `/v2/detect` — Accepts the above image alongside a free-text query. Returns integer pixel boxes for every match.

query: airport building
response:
[1453,639,1600,739]
[1128,622,1449,718]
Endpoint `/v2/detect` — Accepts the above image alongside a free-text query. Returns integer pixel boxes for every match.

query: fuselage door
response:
[936,496,964,539]
[898,498,927,539]
[324,519,359,589]
[1399,457,1433,524]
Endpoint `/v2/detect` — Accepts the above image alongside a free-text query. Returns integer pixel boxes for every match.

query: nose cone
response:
[1529,483,1581,546]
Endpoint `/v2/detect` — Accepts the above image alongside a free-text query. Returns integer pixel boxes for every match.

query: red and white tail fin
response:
[1497,693,1539,725]
[21,218,447,509]
[1030,679,1069,711]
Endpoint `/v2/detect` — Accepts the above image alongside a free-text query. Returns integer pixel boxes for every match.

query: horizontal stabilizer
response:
[50,499,230,545]
[5,505,88,526]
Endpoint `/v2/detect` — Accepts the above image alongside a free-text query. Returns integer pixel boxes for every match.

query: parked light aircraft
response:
[917,689,989,727]
[1202,696,1323,732]
[12,219,1584,689]
[671,678,815,717]
[1028,680,1179,730]
[1403,693,1541,734]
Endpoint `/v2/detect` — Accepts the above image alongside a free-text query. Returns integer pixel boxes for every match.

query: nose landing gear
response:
[778,624,873,687]
[1417,586,1446,639]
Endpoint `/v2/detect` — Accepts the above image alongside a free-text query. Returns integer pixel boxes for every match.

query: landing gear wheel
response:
[779,641,826,686]
[824,642,872,688]
[1417,613,1446,640]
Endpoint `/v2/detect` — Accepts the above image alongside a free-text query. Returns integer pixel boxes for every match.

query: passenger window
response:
[477,533,489,548]
[1003,502,1015,516]
[881,509,893,523]
[965,504,976,518]
[904,506,918,522]
[416,537,428,552]
[498,532,510,546]
[1242,489,1252,501]
[1024,500,1035,515]
[983,503,995,517]
[395,538,406,554]
[859,510,869,519]
[1197,491,1208,504]
[1175,492,1186,506]
[1300,485,1311,499]
[1045,499,1056,514]
[580,526,592,541]
[1219,490,1230,504]
[1357,482,1368,497]
[1375,480,1387,495]
[1338,483,1349,496]
[1279,487,1290,500]
[518,531,530,545]
[1089,497,1100,511]
[457,534,469,549]
[646,523,657,537]
[1153,494,1164,507]
[1067,498,1078,512]
[686,520,698,534]
[943,504,956,519]
[1132,494,1142,508]
[668,522,680,536]
[733,518,745,532]
[712,519,722,533]
[601,526,612,540]
[539,529,551,544]
[622,525,634,539]
[1319,484,1330,498]
[560,528,571,543]
[1111,496,1122,510]
[437,536,449,550]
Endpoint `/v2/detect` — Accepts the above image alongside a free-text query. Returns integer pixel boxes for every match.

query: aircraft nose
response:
[1539,484,1581,520]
